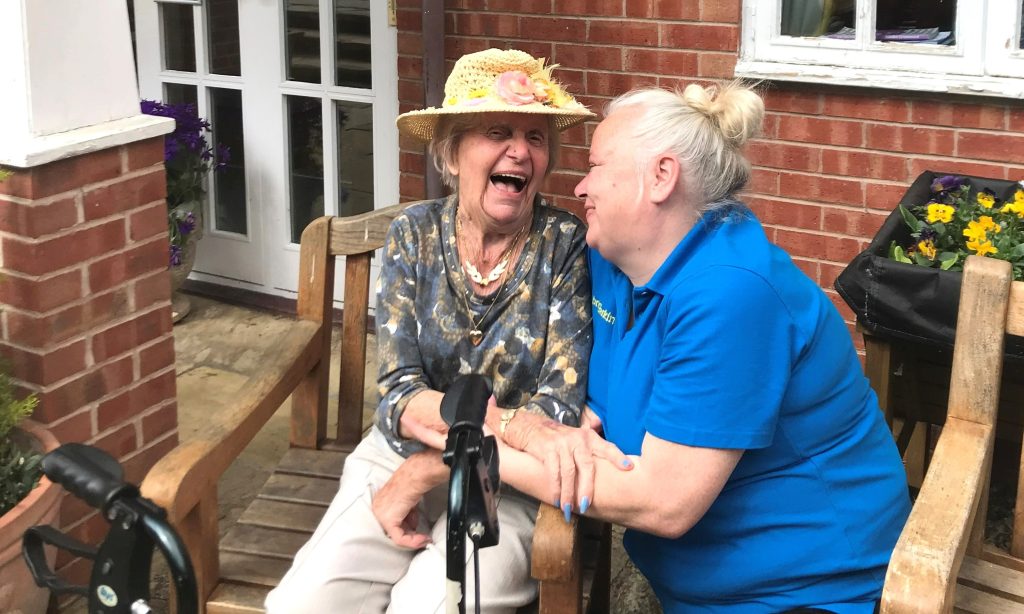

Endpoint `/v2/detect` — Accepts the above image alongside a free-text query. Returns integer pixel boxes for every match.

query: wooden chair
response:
[140,203,609,614]
[877,255,1024,612]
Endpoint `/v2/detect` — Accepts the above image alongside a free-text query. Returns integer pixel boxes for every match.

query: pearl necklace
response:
[456,213,531,345]
[458,218,528,287]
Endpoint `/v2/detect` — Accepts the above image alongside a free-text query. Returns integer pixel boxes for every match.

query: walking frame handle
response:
[22,443,199,614]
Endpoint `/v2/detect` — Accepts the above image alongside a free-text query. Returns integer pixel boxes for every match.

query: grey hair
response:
[429,114,562,189]
[606,81,764,214]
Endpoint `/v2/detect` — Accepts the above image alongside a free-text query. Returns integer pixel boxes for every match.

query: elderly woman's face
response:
[448,113,551,228]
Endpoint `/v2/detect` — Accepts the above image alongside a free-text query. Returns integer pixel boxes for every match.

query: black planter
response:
[835,170,1024,358]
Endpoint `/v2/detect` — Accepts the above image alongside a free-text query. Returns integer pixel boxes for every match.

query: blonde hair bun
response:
[681,82,764,148]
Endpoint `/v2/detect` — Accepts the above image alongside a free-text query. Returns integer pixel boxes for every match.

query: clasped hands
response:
[372,397,631,548]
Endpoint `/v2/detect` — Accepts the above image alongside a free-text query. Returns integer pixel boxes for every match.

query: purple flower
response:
[141,99,228,209]
[170,244,183,267]
[919,227,938,243]
[176,212,197,237]
[931,175,963,193]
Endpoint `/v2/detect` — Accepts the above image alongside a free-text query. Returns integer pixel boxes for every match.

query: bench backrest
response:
[881,255,1024,612]
[291,203,414,449]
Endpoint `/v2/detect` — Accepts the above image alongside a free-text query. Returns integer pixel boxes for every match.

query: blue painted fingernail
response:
[580,496,590,514]
[562,502,572,522]
[621,459,633,469]
[554,498,561,509]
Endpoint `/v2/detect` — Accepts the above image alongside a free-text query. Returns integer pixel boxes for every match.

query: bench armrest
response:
[141,319,323,520]
[881,418,994,613]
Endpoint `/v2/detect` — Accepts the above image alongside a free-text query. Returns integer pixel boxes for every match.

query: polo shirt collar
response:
[640,200,749,296]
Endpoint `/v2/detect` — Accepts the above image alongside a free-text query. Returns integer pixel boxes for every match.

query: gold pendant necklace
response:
[463,275,506,346]
[456,212,530,345]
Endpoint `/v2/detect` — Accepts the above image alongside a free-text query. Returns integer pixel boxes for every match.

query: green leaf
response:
[898,204,921,232]
[940,253,960,270]
[891,245,912,264]
[913,253,935,267]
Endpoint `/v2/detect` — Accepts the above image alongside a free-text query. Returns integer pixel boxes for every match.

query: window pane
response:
[781,0,853,37]
[207,0,242,76]
[164,83,198,107]
[875,0,955,45]
[1020,0,1024,49]
[336,101,374,217]
[210,88,247,235]
[335,0,372,88]
[162,3,196,72]
[287,96,324,243]
[286,0,320,83]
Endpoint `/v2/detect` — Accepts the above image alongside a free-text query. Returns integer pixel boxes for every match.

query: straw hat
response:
[396,48,595,142]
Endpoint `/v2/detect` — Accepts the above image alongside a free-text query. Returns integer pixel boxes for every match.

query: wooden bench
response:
[141,203,609,613]
[878,255,1024,613]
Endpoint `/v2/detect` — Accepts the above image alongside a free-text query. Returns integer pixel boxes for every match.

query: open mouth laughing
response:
[490,172,528,194]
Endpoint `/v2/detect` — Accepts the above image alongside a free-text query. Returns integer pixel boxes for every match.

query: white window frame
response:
[736,0,1024,99]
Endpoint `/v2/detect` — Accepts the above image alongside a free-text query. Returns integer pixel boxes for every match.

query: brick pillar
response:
[0,137,178,588]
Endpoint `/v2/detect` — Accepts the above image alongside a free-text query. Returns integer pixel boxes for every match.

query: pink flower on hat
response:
[495,71,537,105]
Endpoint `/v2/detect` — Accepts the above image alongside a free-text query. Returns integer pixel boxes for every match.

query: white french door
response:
[134,0,399,300]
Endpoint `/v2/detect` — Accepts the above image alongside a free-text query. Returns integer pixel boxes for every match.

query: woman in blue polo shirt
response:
[496,81,910,613]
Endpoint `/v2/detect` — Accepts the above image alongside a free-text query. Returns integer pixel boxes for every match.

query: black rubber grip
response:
[41,443,137,511]
[441,374,492,431]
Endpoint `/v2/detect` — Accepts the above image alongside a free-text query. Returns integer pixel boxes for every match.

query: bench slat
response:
[221,523,309,559]
[237,498,328,533]
[954,584,1024,613]
[208,581,271,614]
[959,555,1024,605]
[219,550,293,587]
[259,472,338,506]
[276,447,346,479]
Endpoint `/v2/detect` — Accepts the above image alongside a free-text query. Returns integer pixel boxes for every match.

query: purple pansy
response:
[930,175,963,193]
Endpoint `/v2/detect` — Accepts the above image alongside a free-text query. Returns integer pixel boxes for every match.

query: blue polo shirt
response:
[588,204,910,613]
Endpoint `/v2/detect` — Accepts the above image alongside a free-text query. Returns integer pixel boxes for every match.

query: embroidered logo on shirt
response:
[592,297,616,325]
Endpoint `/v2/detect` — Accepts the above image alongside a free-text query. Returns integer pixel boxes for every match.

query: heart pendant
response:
[469,329,484,346]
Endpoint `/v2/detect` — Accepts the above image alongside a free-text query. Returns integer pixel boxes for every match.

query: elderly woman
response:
[491,82,912,613]
[265,49,622,614]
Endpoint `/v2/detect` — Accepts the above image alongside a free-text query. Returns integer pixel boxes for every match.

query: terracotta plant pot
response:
[0,420,62,614]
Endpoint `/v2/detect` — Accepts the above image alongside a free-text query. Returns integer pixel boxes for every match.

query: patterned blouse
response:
[375,195,592,456]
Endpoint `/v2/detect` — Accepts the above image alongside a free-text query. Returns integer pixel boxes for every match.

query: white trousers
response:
[264,429,538,614]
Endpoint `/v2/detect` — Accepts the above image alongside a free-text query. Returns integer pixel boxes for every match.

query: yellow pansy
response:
[917,239,937,259]
[1002,201,1024,218]
[978,215,1001,233]
[977,191,996,209]
[1015,188,1024,206]
[966,238,998,256]
[926,203,955,224]
[963,220,988,242]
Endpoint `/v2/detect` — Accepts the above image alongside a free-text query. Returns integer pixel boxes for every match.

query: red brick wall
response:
[0,138,178,589]
[396,1,1024,345]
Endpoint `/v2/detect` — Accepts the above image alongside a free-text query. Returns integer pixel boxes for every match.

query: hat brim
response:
[396,100,596,142]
